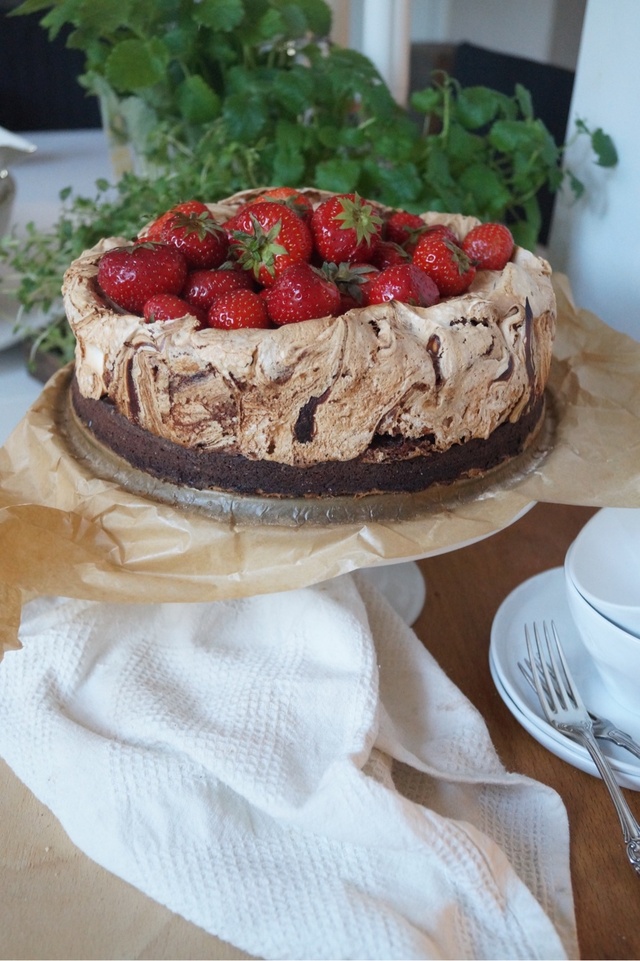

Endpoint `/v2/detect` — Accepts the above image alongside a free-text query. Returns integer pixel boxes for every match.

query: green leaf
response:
[272,121,306,184]
[445,124,486,172]
[455,86,500,130]
[176,75,221,124]
[105,38,168,92]
[514,83,534,120]
[314,158,361,193]
[223,91,268,141]
[458,164,512,219]
[272,66,315,115]
[566,169,586,200]
[591,128,618,167]
[8,0,61,15]
[361,160,421,207]
[488,118,536,154]
[192,0,245,31]
[287,0,332,36]
[73,0,133,33]
[510,196,541,250]
[410,87,442,117]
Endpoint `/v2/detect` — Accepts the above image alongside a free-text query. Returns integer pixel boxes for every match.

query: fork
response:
[517,659,640,760]
[526,621,640,876]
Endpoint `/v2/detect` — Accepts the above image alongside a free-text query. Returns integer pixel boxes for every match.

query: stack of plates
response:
[490,567,640,790]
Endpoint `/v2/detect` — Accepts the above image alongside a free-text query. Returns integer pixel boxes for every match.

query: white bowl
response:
[565,507,640,637]
[564,568,640,715]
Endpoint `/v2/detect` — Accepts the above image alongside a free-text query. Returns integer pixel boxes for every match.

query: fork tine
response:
[525,624,552,719]
[548,620,586,711]
[535,621,564,715]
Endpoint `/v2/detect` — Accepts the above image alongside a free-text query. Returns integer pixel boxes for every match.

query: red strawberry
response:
[368,263,439,307]
[370,240,411,270]
[322,261,379,311]
[160,208,229,269]
[246,187,313,222]
[423,223,458,244]
[265,262,341,325]
[207,289,271,330]
[310,192,383,264]
[412,234,476,297]
[143,293,206,325]
[461,222,514,270]
[224,202,313,287]
[182,267,253,313]
[384,210,428,251]
[97,242,188,315]
[139,200,209,241]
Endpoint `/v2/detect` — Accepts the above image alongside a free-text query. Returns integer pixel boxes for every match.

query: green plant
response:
[2,0,617,366]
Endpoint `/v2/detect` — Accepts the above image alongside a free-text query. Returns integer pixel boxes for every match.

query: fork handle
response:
[604,728,640,761]
[571,726,640,875]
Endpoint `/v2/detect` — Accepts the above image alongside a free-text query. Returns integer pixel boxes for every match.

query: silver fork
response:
[517,659,640,760]
[526,621,640,876]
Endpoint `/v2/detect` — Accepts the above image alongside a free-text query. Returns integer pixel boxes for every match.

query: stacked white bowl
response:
[564,508,640,714]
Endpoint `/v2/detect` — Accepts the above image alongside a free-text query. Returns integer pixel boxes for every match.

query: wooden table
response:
[1,501,638,959]
[418,501,640,961]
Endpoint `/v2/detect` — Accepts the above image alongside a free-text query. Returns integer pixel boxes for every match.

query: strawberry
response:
[322,261,378,311]
[182,267,253,313]
[97,242,188,315]
[412,233,476,297]
[370,240,411,270]
[384,210,428,251]
[160,208,229,269]
[143,293,206,325]
[265,262,341,325]
[224,202,313,287]
[310,192,383,264]
[246,187,313,222]
[423,223,459,244]
[139,200,209,241]
[461,222,514,270]
[207,289,271,330]
[368,263,439,307]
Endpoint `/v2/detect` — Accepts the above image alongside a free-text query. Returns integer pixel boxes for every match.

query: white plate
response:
[490,567,640,790]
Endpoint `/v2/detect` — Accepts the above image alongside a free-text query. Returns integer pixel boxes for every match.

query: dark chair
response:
[0,10,101,132]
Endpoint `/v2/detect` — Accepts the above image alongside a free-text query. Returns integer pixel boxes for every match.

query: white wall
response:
[547,0,640,340]
[345,0,585,69]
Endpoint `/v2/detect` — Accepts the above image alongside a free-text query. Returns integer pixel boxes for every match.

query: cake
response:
[62,188,556,500]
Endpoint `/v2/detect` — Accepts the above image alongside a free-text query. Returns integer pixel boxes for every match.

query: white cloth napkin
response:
[0,572,577,960]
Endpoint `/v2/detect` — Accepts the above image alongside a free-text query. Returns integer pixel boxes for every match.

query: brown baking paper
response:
[1,274,639,653]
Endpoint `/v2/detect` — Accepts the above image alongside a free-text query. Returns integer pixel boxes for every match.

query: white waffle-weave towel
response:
[0,571,577,959]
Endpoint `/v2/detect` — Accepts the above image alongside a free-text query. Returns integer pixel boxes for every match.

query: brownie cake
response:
[63,188,556,499]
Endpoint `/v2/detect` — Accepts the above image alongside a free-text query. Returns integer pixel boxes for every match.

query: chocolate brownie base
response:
[70,376,545,498]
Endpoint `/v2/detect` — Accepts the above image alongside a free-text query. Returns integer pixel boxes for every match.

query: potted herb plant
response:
[1,0,617,371]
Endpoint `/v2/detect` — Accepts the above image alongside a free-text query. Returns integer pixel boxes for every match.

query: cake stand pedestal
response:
[359,562,426,626]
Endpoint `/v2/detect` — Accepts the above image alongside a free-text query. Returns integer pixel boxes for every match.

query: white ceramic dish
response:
[565,507,640,636]
[490,567,640,790]
[565,569,640,715]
